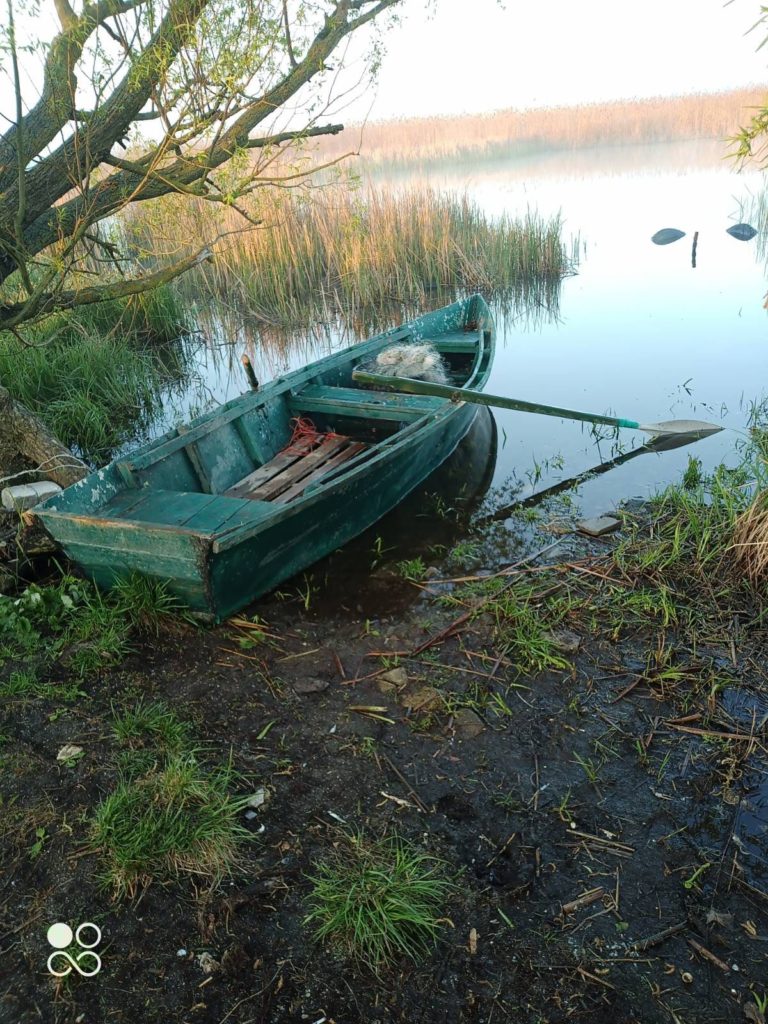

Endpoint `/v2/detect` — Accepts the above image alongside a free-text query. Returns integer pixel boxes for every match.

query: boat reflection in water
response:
[279,406,498,618]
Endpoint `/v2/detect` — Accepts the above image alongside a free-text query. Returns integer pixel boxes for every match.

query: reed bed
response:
[313,88,767,168]
[731,421,768,587]
[123,184,577,331]
[742,185,768,274]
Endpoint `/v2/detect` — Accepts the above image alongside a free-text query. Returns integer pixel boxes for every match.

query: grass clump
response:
[0,574,189,680]
[733,491,768,588]
[112,572,190,634]
[305,832,453,971]
[0,669,43,699]
[112,699,189,753]
[0,577,131,678]
[396,556,427,582]
[616,463,756,592]
[58,588,133,677]
[90,751,251,898]
[477,578,571,675]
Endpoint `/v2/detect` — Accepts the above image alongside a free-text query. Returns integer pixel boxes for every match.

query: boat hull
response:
[34,295,495,621]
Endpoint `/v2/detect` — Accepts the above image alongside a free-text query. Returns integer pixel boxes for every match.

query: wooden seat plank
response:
[249,436,349,501]
[274,442,367,503]
[224,448,308,500]
[298,442,378,495]
[290,385,442,421]
[431,333,480,354]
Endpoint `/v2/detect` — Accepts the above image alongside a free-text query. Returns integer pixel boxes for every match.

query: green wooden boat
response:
[33,294,494,621]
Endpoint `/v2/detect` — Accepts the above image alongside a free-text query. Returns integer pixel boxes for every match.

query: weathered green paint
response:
[33,295,494,621]
[290,385,444,420]
[431,334,482,353]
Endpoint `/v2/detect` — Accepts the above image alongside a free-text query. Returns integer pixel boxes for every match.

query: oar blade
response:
[639,419,723,439]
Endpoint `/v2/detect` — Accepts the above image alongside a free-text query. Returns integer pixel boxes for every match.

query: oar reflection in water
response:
[476,431,709,527]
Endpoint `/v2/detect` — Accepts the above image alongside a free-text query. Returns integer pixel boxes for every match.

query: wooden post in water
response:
[241,354,259,391]
[691,230,699,268]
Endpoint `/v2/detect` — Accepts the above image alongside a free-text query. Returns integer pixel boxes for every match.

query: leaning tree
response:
[0,0,403,481]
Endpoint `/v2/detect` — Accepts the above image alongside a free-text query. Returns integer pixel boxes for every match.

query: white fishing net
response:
[364,342,448,384]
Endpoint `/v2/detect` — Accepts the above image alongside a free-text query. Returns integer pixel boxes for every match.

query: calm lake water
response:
[175,138,767,517]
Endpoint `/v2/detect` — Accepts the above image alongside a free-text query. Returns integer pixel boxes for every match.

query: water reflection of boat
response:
[294,406,498,616]
[365,403,498,540]
[34,295,494,621]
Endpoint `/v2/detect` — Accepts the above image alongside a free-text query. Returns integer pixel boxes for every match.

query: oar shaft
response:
[351,371,641,432]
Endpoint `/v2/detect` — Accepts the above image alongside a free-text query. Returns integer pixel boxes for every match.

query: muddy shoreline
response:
[2,489,768,1024]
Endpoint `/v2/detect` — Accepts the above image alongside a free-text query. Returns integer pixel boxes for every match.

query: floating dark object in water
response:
[726,223,757,241]
[651,228,686,245]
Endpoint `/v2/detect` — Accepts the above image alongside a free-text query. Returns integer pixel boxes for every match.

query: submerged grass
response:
[123,184,577,330]
[305,832,453,971]
[0,287,191,463]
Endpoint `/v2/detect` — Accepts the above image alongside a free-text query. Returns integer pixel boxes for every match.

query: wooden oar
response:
[351,370,723,439]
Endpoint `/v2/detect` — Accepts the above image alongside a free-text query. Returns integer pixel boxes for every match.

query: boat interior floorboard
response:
[225,434,369,503]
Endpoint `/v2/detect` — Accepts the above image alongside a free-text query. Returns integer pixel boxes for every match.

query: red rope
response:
[284,416,346,455]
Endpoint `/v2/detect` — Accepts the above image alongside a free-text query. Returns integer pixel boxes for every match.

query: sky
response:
[1,1,766,136]
[341,0,768,121]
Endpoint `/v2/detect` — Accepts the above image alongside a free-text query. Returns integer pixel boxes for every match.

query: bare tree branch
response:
[0,0,403,328]
[0,0,151,189]
[53,0,77,30]
[282,0,298,67]
[0,244,216,328]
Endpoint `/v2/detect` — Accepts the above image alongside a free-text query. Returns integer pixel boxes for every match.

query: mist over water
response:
[161,138,766,517]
